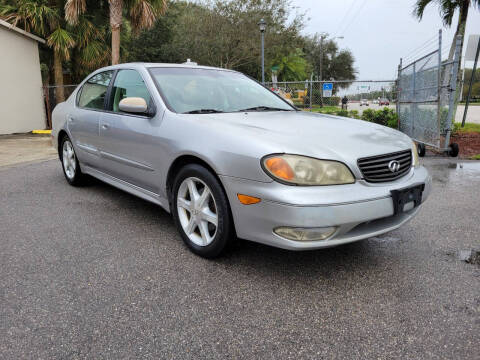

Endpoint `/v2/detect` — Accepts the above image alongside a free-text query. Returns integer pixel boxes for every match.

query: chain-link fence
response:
[266,80,397,112]
[397,31,461,151]
[43,85,77,128]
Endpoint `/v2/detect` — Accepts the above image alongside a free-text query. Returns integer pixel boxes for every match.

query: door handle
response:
[101,124,109,130]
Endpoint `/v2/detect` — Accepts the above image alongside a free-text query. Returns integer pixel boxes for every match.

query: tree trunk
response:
[53,49,65,104]
[451,2,469,107]
[109,0,123,65]
[448,1,469,61]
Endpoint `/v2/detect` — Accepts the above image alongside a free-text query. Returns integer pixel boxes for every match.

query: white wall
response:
[0,28,45,134]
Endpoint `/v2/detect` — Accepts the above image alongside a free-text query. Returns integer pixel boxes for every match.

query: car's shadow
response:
[78,173,392,278]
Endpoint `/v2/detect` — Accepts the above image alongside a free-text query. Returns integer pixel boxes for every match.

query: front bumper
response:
[220,166,431,250]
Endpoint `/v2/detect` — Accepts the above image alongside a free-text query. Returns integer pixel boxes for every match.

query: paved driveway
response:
[1,159,479,359]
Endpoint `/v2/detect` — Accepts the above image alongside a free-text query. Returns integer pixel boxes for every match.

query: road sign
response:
[323,82,333,97]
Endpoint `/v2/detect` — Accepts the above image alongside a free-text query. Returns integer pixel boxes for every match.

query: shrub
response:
[361,108,398,128]
[335,109,349,117]
[348,110,360,119]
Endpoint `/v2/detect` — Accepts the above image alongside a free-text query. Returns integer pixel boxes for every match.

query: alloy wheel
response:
[62,140,76,180]
[176,177,218,246]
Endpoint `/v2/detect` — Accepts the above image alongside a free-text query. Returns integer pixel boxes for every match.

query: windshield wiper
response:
[183,109,224,114]
[237,106,293,112]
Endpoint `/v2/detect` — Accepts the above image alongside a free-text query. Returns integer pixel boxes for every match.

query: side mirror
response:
[118,97,148,114]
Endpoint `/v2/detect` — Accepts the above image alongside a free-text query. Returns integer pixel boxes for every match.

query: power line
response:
[337,0,367,37]
[332,0,356,37]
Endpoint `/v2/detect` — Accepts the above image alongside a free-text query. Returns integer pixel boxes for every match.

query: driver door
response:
[98,69,162,193]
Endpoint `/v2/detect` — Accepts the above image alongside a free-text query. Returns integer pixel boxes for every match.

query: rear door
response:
[98,69,162,193]
[68,71,114,168]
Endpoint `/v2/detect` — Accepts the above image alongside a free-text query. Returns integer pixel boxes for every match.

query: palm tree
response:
[414,0,478,61]
[0,0,107,103]
[65,0,168,65]
[414,0,479,94]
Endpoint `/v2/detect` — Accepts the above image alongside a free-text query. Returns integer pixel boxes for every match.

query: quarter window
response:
[110,70,151,112]
[77,71,113,110]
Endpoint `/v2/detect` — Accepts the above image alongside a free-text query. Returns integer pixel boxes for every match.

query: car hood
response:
[202,110,412,162]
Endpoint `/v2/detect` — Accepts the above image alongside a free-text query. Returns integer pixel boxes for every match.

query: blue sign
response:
[323,83,333,91]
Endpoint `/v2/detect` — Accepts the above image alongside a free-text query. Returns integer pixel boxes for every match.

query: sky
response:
[290,0,480,80]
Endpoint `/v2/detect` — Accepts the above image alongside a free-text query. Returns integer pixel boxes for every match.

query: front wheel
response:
[172,164,234,258]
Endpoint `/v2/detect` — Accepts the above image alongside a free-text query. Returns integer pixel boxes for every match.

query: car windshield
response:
[149,67,294,113]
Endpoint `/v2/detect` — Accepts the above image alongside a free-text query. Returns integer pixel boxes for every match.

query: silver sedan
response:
[52,63,431,258]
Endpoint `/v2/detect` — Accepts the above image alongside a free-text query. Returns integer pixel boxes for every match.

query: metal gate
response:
[397,31,462,151]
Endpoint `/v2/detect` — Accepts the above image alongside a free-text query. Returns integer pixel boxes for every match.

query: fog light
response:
[273,226,337,241]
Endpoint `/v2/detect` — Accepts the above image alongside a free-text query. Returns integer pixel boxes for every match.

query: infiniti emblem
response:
[388,160,401,173]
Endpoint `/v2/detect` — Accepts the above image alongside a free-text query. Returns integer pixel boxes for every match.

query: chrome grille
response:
[357,149,412,183]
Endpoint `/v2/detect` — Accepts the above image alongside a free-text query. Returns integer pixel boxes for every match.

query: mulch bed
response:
[450,132,480,158]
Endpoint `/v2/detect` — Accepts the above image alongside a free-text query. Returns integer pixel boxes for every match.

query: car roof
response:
[93,62,239,73]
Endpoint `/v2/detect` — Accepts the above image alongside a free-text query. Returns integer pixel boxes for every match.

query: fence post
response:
[412,61,416,137]
[436,29,442,147]
[396,58,402,126]
[444,35,462,150]
[309,78,313,111]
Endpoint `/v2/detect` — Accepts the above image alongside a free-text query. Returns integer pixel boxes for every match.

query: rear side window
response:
[109,69,151,112]
[78,71,114,110]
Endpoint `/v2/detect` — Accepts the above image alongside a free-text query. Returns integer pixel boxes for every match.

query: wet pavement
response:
[0,157,479,359]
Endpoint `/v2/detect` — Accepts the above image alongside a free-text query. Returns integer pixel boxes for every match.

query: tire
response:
[171,164,234,258]
[448,143,459,157]
[417,143,426,157]
[60,135,86,186]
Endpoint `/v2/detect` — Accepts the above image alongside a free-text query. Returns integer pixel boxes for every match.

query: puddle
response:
[423,160,480,185]
[457,249,480,265]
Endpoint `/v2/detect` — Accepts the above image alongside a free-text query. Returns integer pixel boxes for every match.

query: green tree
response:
[270,48,308,81]
[303,34,356,87]
[65,0,168,65]
[169,0,305,79]
[0,0,106,102]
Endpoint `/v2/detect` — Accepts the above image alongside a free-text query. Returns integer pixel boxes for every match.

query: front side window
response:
[149,68,294,114]
[109,69,151,112]
[78,71,113,110]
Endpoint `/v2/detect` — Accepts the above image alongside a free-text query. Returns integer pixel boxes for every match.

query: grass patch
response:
[471,154,480,160]
[458,102,480,106]
[309,106,340,113]
[453,122,480,133]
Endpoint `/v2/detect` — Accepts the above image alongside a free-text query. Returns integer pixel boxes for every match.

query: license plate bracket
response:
[390,183,424,215]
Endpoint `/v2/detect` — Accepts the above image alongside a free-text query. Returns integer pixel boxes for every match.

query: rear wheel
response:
[60,135,85,186]
[172,164,234,258]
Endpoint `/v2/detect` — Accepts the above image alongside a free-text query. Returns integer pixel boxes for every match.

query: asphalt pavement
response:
[0,158,479,359]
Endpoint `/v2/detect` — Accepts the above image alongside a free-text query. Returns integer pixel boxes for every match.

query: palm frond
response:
[65,0,87,25]
[47,27,76,60]
[413,0,433,20]
[129,0,167,32]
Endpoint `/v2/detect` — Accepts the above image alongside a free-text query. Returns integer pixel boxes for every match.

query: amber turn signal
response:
[264,157,294,181]
[237,194,261,205]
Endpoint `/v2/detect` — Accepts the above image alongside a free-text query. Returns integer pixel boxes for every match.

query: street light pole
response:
[258,19,267,84]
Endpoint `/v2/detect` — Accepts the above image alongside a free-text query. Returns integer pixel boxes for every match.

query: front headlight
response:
[412,142,420,167]
[262,154,355,185]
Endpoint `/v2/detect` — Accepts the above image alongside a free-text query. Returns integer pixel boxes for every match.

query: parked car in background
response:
[379,98,390,106]
[360,99,369,106]
[52,62,431,258]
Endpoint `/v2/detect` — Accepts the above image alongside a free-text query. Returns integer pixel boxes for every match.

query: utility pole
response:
[462,36,480,127]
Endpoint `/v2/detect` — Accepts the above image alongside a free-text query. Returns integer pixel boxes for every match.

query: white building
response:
[0,19,46,134]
